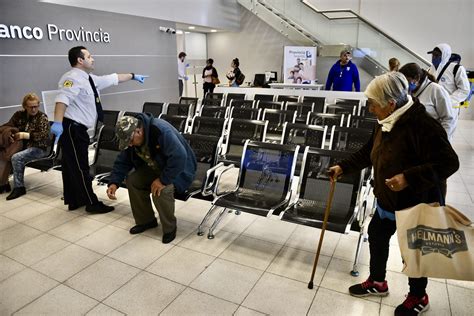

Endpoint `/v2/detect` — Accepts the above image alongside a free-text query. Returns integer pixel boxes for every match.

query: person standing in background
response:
[427,43,470,112]
[202,58,219,96]
[51,46,148,213]
[400,62,456,141]
[325,50,360,92]
[178,52,189,97]
[226,58,242,87]
[389,57,400,72]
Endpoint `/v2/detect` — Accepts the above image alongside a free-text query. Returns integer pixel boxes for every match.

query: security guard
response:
[51,46,148,213]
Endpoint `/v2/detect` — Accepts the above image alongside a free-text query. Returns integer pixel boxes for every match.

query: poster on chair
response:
[283,46,317,84]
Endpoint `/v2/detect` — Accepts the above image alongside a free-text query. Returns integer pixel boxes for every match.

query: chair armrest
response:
[202,162,237,197]
[269,194,292,217]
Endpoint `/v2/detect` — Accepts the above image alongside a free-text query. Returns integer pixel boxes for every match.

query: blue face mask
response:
[408,82,417,92]
[432,56,442,68]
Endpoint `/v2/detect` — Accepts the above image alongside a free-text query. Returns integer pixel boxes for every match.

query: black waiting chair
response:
[285,102,314,124]
[159,114,189,133]
[228,107,261,120]
[302,96,325,113]
[198,140,300,239]
[91,110,121,144]
[225,93,246,107]
[261,109,297,142]
[279,147,365,234]
[331,126,372,152]
[204,92,224,101]
[307,112,345,127]
[190,116,226,137]
[228,99,255,109]
[277,95,299,103]
[89,126,122,185]
[218,118,268,167]
[325,104,357,116]
[254,94,274,101]
[25,127,61,172]
[179,96,198,106]
[201,98,223,107]
[349,115,377,131]
[175,134,225,202]
[142,102,165,117]
[199,105,228,119]
[166,103,194,117]
[256,100,284,110]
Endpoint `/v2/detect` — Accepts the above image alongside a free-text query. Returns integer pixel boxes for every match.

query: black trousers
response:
[203,82,215,96]
[178,80,184,97]
[368,211,427,297]
[60,118,99,207]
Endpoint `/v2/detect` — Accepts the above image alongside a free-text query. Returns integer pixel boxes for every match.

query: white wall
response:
[207,9,296,87]
[40,0,241,31]
[309,0,474,69]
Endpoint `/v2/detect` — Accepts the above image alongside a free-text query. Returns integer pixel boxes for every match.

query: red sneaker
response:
[395,293,429,315]
[348,277,389,297]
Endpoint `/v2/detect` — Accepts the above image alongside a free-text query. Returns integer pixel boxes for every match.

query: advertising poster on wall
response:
[283,46,317,84]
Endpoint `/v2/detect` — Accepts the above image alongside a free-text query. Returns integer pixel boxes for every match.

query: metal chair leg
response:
[208,207,228,239]
[351,230,366,276]
[197,205,218,236]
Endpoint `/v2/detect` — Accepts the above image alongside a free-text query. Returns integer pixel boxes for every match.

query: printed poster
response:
[283,46,317,84]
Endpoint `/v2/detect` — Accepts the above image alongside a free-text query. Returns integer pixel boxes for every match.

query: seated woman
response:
[1,93,50,200]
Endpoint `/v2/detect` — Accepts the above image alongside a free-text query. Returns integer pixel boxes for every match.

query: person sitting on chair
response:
[1,93,50,200]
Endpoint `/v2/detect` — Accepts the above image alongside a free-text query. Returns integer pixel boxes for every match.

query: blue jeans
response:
[231,82,239,87]
[11,147,47,188]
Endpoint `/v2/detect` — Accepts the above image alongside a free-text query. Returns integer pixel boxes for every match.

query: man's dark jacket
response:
[108,113,197,193]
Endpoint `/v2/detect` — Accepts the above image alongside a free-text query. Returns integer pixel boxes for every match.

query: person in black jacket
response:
[329,72,459,316]
[226,58,242,87]
[202,58,219,96]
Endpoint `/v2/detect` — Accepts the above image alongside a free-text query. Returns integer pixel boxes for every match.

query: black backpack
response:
[236,72,245,85]
[438,53,462,81]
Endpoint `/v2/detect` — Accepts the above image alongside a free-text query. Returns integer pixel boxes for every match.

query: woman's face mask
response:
[408,81,417,92]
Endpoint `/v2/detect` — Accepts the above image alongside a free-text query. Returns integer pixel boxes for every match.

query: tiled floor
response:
[0,120,473,315]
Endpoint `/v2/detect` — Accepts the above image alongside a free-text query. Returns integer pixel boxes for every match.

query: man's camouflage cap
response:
[115,115,139,150]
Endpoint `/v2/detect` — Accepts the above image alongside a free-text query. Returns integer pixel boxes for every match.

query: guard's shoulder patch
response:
[63,80,74,88]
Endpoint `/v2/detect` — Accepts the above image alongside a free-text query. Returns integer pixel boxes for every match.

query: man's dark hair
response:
[178,52,187,59]
[207,58,214,64]
[68,46,87,67]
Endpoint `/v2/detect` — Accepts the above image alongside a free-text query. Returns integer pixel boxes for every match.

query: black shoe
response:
[162,228,177,244]
[129,219,159,235]
[68,203,86,211]
[86,201,115,214]
[0,183,11,193]
[395,293,429,315]
[6,187,26,200]
[348,277,389,297]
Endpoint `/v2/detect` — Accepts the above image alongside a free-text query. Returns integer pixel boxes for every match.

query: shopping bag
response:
[396,203,474,281]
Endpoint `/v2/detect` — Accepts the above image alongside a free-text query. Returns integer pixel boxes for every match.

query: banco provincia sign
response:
[0,23,110,43]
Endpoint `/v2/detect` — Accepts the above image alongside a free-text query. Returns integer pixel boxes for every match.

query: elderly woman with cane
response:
[328,72,458,316]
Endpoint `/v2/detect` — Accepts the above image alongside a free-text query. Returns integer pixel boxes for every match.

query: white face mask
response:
[377,96,414,132]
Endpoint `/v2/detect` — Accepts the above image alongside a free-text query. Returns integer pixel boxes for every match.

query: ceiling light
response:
[188,26,195,30]
[176,30,183,34]
[211,29,217,33]
[185,31,190,34]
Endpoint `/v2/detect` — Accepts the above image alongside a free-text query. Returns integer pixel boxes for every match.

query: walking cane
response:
[308,179,337,289]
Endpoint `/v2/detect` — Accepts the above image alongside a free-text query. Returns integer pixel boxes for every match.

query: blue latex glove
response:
[184,76,189,81]
[51,122,63,144]
[132,74,149,84]
[185,63,190,68]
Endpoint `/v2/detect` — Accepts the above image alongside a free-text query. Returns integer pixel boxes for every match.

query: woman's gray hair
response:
[365,72,409,108]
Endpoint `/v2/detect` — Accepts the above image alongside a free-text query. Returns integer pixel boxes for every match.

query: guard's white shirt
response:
[55,68,118,128]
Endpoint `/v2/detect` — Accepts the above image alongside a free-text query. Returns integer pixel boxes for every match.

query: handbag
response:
[395,202,474,281]
[212,76,220,85]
